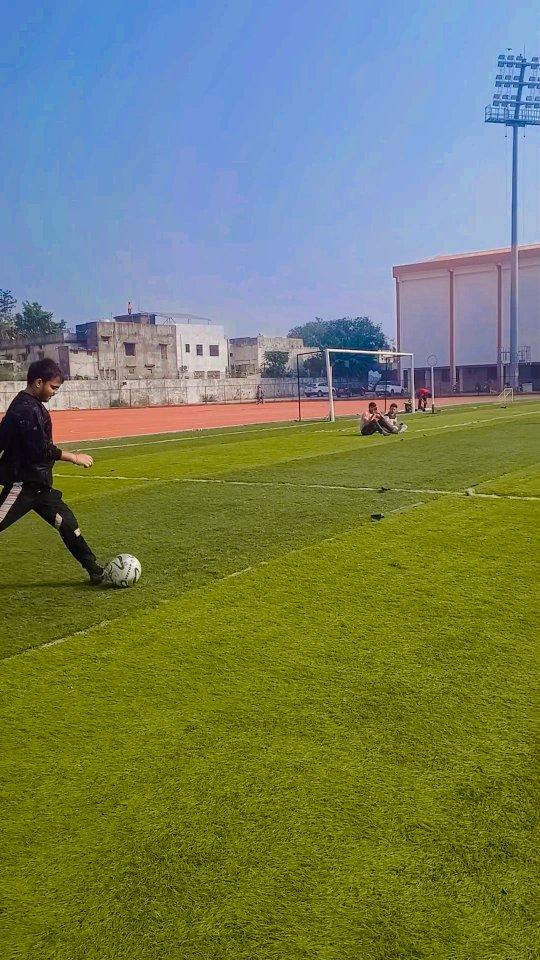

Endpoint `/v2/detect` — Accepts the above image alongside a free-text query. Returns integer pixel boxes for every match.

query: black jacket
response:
[0,391,63,487]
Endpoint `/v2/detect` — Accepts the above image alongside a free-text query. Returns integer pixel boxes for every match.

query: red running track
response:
[49,394,514,444]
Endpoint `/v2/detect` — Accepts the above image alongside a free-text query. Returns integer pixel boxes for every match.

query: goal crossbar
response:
[323,348,416,421]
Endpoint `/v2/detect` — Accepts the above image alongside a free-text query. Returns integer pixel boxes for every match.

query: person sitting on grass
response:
[359,402,392,436]
[382,402,407,434]
[0,358,108,584]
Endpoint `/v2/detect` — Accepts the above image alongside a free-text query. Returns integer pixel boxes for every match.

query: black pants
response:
[361,420,388,436]
[0,482,101,576]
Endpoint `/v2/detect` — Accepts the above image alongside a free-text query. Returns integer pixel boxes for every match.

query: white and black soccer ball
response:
[105,553,142,588]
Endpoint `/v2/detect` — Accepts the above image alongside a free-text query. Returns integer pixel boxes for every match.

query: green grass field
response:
[1,401,539,959]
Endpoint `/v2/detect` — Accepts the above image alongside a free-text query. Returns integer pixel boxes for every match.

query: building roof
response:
[393,242,540,278]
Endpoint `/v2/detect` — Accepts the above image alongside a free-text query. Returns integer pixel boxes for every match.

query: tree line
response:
[0,290,65,342]
[261,317,389,378]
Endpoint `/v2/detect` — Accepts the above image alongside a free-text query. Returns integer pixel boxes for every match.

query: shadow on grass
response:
[0,580,88,591]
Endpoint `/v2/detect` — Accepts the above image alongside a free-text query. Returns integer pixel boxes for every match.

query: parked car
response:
[380,382,405,396]
[303,382,334,398]
[334,385,366,398]
[374,382,405,396]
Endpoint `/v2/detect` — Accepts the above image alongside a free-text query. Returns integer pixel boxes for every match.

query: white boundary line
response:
[55,473,540,501]
[63,406,538,452]
[4,526,348,660]
[6,474,534,663]
[1,500,442,660]
[67,420,329,451]
[5,482,538,663]
[8,559,261,658]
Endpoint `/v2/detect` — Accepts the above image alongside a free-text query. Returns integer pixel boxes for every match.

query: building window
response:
[101,336,111,343]
[209,344,219,357]
[196,344,203,356]
[193,370,205,379]
[159,343,168,360]
[185,343,190,353]
[124,342,136,356]
[126,366,135,374]
[207,370,221,379]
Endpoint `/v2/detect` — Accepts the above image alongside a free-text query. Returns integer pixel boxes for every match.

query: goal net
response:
[497,387,514,403]
[295,348,416,421]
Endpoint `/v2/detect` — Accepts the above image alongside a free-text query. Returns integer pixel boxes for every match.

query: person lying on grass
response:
[0,358,108,584]
[359,402,393,436]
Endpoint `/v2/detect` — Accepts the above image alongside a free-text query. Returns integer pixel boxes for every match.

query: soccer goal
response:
[322,348,416,422]
[497,387,514,404]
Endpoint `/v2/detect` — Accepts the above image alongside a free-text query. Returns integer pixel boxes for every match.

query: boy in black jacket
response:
[0,359,106,583]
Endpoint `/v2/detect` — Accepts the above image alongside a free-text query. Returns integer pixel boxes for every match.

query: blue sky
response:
[2,0,539,337]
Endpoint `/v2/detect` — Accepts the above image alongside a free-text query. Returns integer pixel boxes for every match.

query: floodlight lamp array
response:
[486,52,540,126]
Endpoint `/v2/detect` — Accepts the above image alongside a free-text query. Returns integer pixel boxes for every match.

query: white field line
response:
[330,408,537,438]
[67,407,538,452]
[55,473,540,501]
[55,407,539,510]
[6,521,354,660]
[388,501,425,515]
[65,420,334,450]
[9,480,532,663]
[9,497,435,662]
[3,559,258,661]
[4,564,265,661]
[5,484,537,663]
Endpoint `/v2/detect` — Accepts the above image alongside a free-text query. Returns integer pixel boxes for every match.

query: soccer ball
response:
[105,554,142,588]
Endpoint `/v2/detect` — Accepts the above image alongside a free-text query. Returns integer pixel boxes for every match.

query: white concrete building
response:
[174,322,228,379]
[228,335,304,376]
[393,244,540,391]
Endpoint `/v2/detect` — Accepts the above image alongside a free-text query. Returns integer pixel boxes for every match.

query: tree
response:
[261,350,289,378]
[0,289,17,342]
[289,317,389,380]
[14,301,65,339]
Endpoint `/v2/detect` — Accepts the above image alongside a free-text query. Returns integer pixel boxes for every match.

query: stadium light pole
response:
[485,51,540,390]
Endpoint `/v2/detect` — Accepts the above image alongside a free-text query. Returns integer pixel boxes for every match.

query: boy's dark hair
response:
[389,402,398,410]
[27,358,64,385]
[368,401,377,411]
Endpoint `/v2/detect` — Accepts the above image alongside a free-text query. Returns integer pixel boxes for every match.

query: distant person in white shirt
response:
[359,402,392,436]
[382,402,407,434]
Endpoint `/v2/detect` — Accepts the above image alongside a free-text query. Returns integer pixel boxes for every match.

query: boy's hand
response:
[60,450,94,468]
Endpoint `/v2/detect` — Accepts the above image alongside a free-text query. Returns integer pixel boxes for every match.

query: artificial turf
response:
[0,401,538,958]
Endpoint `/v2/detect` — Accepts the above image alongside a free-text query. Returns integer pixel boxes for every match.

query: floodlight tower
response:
[485,52,540,389]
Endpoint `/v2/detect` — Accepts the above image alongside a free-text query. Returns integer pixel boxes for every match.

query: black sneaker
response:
[88,567,105,584]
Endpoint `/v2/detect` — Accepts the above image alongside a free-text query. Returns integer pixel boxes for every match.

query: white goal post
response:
[323,348,416,422]
[497,387,514,403]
